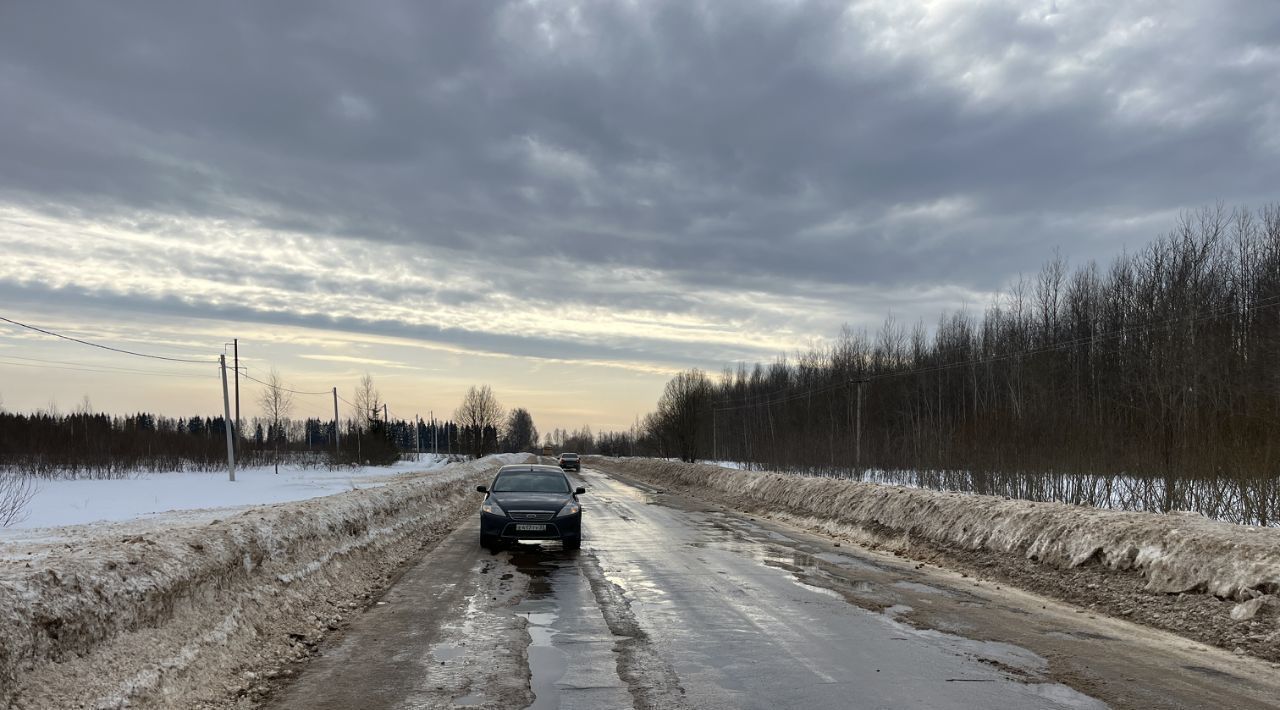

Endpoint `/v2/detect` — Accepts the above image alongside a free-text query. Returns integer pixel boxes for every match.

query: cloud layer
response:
[2,0,1278,425]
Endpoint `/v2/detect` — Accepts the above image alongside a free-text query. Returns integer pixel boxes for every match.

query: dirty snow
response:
[591,457,1280,602]
[1,456,451,532]
[0,453,529,709]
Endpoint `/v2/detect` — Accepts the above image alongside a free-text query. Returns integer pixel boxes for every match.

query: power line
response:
[237,369,332,396]
[0,357,218,379]
[713,378,853,412]
[0,315,213,364]
[0,353,217,379]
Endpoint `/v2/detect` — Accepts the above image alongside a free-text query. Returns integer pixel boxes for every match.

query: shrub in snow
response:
[0,472,35,527]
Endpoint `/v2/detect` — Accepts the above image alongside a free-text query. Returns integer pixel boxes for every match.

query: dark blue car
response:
[477,464,585,550]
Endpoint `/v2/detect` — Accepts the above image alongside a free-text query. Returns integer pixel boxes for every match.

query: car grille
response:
[509,511,555,521]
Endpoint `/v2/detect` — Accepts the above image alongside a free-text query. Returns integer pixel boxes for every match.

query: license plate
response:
[516,524,546,532]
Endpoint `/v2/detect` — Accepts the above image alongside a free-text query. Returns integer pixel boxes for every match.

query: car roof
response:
[559,452,579,456]
[496,464,566,475]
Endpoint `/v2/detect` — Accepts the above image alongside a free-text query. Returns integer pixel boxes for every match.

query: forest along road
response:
[265,466,1280,710]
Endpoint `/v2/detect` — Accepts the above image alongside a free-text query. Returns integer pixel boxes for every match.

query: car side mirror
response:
[575,487,586,495]
[476,485,488,493]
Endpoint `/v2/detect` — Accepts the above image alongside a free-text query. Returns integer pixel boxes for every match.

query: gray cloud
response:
[2,0,1279,362]
[0,279,772,373]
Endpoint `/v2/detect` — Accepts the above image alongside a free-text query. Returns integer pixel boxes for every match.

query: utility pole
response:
[383,403,388,424]
[855,379,865,471]
[431,410,437,457]
[220,355,236,482]
[233,339,240,456]
[415,413,421,461]
[332,387,341,452]
[712,407,718,462]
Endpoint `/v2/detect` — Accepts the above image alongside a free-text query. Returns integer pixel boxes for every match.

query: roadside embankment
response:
[0,453,527,709]
[588,457,1280,660]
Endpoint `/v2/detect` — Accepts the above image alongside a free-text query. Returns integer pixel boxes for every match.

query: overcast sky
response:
[2,0,1278,432]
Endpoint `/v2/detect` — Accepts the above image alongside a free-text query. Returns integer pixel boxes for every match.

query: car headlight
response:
[557,500,580,517]
[482,499,506,516]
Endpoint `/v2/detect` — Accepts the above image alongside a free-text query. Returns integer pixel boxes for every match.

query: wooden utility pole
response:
[855,379,866,470]
[332,387,341,452]
[415,413,421,461]
[712,407,718,462]
[220,354,236,481]
[233,339,240,455]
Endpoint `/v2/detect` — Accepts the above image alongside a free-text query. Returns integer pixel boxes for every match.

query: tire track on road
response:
[578,549,689,710]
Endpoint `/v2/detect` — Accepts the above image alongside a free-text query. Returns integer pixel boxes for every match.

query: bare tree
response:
[502,407,538,452]
[454,385,504,458]
[0,472,36,527]
[653,369,712,462]
[352,373,384,430]
[257,368,295,474]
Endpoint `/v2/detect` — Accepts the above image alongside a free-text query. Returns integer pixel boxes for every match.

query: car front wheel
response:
[480,532,500,550]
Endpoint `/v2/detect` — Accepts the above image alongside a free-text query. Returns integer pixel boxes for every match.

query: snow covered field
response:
[1,456,452,533]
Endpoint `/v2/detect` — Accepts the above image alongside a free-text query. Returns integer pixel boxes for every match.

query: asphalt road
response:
[265,466,1280,710]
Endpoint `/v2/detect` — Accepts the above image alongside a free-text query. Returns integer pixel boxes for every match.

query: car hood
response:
[489,491,571,511]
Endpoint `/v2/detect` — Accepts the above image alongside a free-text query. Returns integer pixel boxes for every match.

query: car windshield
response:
[492,471,570,493]
[561,454,578,459]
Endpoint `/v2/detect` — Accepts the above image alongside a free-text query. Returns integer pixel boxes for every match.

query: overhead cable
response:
[238,369,333,396]
[0,356,217,379]
[0,315,213,364]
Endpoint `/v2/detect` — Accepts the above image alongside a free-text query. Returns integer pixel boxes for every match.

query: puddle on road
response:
[909,624,1047,675]
[787,574,845,599]
[812,550,883,573]
[1045,629,1116,642]
[516,610,566,710]
[704,517,986,623]
[892,580,950,596]
[507,544,575,710]
[433,644,464,662]
[759,548,880,602]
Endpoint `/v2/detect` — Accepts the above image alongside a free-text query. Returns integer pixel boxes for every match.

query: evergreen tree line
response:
[0,409,472,478]
[629,205,1280,525]
[0,380,547,477]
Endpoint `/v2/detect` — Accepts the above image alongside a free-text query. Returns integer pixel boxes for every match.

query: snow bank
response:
[3,456,452,531]
[591,458,1280,602]
[0,453,528,708]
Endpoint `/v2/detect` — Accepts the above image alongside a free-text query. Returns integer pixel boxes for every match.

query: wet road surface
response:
[266,466,1280,709]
